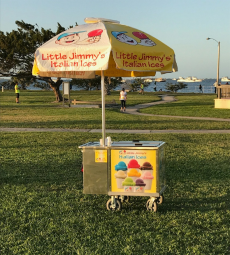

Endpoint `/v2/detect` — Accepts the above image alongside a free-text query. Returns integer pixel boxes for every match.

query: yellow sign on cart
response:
[111,149,156,193]
[95,150,107,163]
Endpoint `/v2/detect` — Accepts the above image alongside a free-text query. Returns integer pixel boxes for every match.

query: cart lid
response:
[79,142,100,148]
[111,141,164,147]
[79,141,165,149]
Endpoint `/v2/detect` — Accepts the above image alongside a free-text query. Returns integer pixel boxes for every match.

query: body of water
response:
[119,78,217,94]
[1,78,218,94]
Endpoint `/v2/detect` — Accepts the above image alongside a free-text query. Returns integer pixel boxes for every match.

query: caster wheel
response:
[119,196,130,203]
[106,198,122,211]
[157,195,164,204]
[146,199,158,212]
[124,196,130,203]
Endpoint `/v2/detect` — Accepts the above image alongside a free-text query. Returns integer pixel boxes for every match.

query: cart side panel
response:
[158,145,166,192]
[155,148,160,193]
[82,148,108,194]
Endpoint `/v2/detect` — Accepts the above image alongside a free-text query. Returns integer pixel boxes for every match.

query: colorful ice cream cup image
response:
[115,161,128,174]
[134,178,146,193]
[127,168,141,182]
[122,177,136,192]
[127,159,140,173]
[115,170,127,189]
[142,171,154,190]
[140,161,153,176]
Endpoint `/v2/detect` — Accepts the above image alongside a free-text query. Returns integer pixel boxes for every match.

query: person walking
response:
[119,88,127,112]
[199,84,203,93]
[139,83,144,94]
[14,82,20,103]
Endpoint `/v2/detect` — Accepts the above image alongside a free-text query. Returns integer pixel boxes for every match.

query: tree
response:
[0,20,121,99]
[70,76,101,91]
[70,76,122,95]
[104,76,122,95]
[165,82,188,93]
[0,20,73,101]
[0,80,14,90]
[33,80,51,90]
[129,77,150,92]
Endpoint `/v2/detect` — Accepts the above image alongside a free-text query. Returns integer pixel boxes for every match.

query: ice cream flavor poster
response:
[111,150,156,193]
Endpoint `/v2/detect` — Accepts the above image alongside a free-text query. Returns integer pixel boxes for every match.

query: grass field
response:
[1,90,230,130]
[140,94,230,118]
[0,90,230,254]
[1,132,230,254]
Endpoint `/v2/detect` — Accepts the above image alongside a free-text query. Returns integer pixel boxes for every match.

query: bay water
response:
[1,78,218,94]
[120,78,217,94]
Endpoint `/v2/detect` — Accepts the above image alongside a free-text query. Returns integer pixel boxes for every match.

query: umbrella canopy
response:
[32,17,178,144]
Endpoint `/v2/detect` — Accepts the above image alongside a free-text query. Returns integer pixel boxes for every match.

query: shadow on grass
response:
[2,113,230,130]
[162,193,230,213]
[0,158,83,188]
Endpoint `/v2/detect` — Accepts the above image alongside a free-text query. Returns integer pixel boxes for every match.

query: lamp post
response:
[206,38,220,99]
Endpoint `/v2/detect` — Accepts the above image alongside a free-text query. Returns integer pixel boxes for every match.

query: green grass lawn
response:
[1,132,230,254]
[140,94,230,118]
[1,90,230,130]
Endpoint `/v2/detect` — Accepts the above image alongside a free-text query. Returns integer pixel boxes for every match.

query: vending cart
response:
[79,140,166,212]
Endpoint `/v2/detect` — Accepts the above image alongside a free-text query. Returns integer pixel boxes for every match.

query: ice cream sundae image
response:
[122,177,136,192]
[115,170,127,189]
[142,171,154,190]
[127,168,141,182]
[140,161,153,175]
[140,162,152,170]
[115,161,127,174]
[134,178,146,193]
[127,159,140,172]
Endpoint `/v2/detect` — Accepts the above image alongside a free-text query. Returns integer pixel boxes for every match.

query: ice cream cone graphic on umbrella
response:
[132,32,156,46]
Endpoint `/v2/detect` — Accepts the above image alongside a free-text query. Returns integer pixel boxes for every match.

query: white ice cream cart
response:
[79,139,166,212]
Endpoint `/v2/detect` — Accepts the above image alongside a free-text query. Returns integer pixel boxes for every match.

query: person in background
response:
[119,88,127,112]
[139,83,144,94]
[199,84,203,93]
[14,82,20,103]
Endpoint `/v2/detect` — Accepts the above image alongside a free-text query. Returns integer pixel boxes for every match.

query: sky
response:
[0,0,229,79]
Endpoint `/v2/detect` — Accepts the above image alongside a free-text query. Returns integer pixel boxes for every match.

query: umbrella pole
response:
[101,70,105,146]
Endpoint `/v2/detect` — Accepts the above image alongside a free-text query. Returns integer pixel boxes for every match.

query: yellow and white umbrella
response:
[32,17,178,144]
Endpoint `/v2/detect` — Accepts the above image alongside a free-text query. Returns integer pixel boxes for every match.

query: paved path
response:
[1,95,229,134]
[0,127,230,134]
[125,95,230,122]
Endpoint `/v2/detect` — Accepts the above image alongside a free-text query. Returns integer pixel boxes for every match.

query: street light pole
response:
[206,38,220,99]
[217,41,220,97]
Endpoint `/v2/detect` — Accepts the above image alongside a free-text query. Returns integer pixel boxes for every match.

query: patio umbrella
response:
[32,17,178,145]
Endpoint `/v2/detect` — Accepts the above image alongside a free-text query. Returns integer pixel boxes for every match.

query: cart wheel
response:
[146,199,158,212]
[119,196,130,203]
[106,198,122,211]
[124,196,130,203]
[157,195,164,204]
